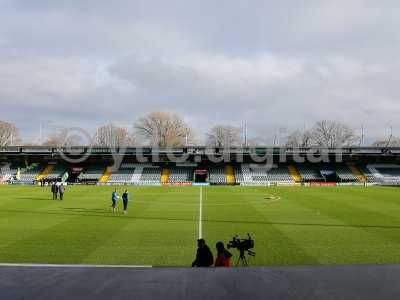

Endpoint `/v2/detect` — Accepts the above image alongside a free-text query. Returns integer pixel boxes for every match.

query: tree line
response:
[0,113,399,148]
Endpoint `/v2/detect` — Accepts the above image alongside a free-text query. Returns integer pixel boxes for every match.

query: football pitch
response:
[1,185,400,267]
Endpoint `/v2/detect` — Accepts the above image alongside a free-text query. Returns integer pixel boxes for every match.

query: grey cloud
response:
[1,0,400,143]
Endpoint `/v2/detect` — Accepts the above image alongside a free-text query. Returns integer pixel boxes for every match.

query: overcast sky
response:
[0,0,399,144]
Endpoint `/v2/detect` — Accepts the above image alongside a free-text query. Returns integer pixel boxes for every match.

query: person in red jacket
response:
[214,242,232,267]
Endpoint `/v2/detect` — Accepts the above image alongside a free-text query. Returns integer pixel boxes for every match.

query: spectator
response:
[51,182,57,200]
[191,239,214,267]
[59,184,65,200]
[214,242,232,267]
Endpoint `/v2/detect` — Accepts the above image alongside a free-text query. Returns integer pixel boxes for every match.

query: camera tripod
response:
[235,249,255,267]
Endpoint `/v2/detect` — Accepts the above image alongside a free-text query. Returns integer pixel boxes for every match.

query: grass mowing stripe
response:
[293,190,400,245]
[3,185,400,266]
[241,189,321,266]
[0,197,78,250]
[202,187,320,266]
[79,187,198,266]
[0,187,137,264]
[0,213,132,264]
[0,208,200,224]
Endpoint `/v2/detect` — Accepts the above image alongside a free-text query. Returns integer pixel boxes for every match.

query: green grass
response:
[1,185,400,267]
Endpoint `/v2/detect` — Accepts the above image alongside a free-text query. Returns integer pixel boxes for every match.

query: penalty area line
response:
[0,263,152,268]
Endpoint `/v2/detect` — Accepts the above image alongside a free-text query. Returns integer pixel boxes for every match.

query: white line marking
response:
[198,186,203,239]
[263,194,281,203]
[0,263,152,268]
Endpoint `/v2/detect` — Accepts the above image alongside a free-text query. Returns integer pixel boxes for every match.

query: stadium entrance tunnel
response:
[195,169,207,183]
[320,168,339,182]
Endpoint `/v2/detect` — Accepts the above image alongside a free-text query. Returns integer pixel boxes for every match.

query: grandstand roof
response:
[1,146,400,156]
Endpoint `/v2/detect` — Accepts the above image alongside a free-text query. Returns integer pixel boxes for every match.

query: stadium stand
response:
[18,164,43,183]
[103,163,161,185]
[235,164,253,184]
[368,164,400,184]
[139,165,162,184]
[3,146,400,186]
[78,165,106,182]
[99,167,112,183]
[288,165,302,182]
[161,168,170,184]
[335,164,358,182]
[107,164,136,184]
[360,165,379,182]
[375,165,400,178]
[168,167,193,183]
[130,164,149,184]
[208,166,227,184]
[224,165,236,185]
[0,163,13,182]
[296,164,324,181]
[366,165,383,180]
[43,165,68,181]
[375,167,400,177]
[233,165,244,183]
[35,164,54,181]
[348,164,368,182]
[234,164,293,184]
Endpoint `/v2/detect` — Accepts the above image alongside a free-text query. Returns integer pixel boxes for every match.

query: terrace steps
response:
[35,165,54,181]
[225,165,236,185]
[99,167,112,183]
[161,168,170,184]
[288,165,302,182]
[348,164,368,182]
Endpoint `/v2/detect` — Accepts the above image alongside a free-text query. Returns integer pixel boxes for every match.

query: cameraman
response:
[214,242,232,267]
[191,239,213,267]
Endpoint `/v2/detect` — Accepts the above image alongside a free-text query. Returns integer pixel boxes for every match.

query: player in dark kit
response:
[122,190,129,215]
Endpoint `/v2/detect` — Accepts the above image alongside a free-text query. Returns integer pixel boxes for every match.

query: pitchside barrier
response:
[336,182,369,186]
[96,182,162,187]
[240,182,301,187]
[238,182,376,187]
[240,182,272,187]
[192,182,210,186]
[132,182,162,186]
[162,182,193,187]
[379,181,400,186]
[0,181,388,187]
[277,182,302,187]
[309,182,337,187]
[8,181,35,186]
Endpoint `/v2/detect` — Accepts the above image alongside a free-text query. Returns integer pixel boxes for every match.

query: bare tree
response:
[245,138,260,147]
[372,137,400,147]
[310,120,359,147]
[0,121,20,146]
[94,124,135,147]
[285,121,359,148]
[206,125,241,147]
[285,130,312,147]
[43,128,82,147]
[134,112,192,147]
